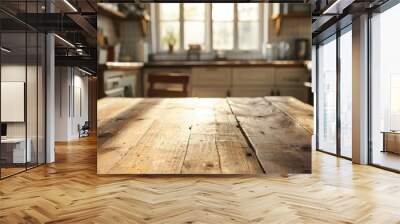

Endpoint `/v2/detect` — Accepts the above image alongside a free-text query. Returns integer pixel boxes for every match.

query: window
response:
[159,3,180,51]
[317,36,337,155]
[156,3,263,52]
[370,3,400,171]
[339,28,352,158]
[184,4,206,50]
[316,25,353,159]
[212,3,234,50]
[237,4,259,50]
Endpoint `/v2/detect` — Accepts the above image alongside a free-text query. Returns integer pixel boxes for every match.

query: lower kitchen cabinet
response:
[192,67,232,86]
[231,87,273,97]
[143,65,310,103]
[232,68,274,86]
[277,87,309,102]
[275,67,308,86]
[192,87,230,97]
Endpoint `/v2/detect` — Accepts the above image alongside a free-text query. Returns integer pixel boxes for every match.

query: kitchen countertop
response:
[100,60,311,70]
[100,62,144,71]
[144,60,311,68]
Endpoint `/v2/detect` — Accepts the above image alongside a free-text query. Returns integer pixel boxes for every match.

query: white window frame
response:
[152,3,266,54]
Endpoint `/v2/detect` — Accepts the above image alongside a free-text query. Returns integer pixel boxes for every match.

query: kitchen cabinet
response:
[191,67,232,86]
[232,68,274,86]
[192,87,230,97]
[143,63,310,103]
[273,67,308,101]
[275,67,308,86]
[271,4,310,17]
[277,86,308,102]
[231,87,273,97]
[191,67,231,97]
[271,4,310,35]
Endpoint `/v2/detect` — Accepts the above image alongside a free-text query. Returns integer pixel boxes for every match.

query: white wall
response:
[1,65,34,137]
[55,67,69,141]
[55,67,89,141]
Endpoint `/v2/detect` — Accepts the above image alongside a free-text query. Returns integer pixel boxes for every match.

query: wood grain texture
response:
[182,134,221,174]
[228,97,312,174]
[1,136,400,223]
[98,97,310,174]
[97,98,165,173]
[267,96,313,133]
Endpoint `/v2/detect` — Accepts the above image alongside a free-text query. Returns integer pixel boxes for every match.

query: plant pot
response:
[168,44,174,53]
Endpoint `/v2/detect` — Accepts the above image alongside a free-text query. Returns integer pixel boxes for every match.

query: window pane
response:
[212,3,234,21]
[317,37,337,154]
[184,3,205,20]
[184,21,205,49]
[1,31,28,177]
[238,4,259,21]
[160,3,180,20]
[213,22,233,50]
[238,22,259,50]
[371,3,400,171]
[160,21,180,51]
[340,29,352,158]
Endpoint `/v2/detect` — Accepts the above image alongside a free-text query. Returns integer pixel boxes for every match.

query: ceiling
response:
[0,0,97,74]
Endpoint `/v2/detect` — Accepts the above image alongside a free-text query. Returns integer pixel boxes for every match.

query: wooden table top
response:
[97,97,314,175]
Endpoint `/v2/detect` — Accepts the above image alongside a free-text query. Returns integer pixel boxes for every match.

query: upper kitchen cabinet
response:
[271,3,310,16]
[271,3,310,35]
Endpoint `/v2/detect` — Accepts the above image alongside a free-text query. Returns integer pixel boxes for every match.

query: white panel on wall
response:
[1,82,25,122]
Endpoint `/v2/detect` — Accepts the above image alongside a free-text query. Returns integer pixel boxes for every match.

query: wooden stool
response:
[147,73,189,97]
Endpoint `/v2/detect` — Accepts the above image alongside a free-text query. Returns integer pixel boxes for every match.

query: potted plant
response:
[163,31,177,53]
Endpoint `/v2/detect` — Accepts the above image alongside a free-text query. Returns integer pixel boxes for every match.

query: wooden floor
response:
[373,151,400,171]
[1,167,26,178]
[98,97,312,174]
[1,136,400,223]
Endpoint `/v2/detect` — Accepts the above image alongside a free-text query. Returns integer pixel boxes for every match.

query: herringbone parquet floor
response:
[1,136,400,223]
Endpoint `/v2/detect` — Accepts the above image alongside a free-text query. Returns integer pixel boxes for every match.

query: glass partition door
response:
[0,32,28,177]
[0,1,46,179]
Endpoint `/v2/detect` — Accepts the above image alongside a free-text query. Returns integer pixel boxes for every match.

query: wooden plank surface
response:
[97,98,165,173]
[182,134,221,174]
[182,99,262,174]
[106,99,194,174]
[267,96,314,133]
[98,97,311,174]
[228,97,312,174]
[214,100,263,174]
